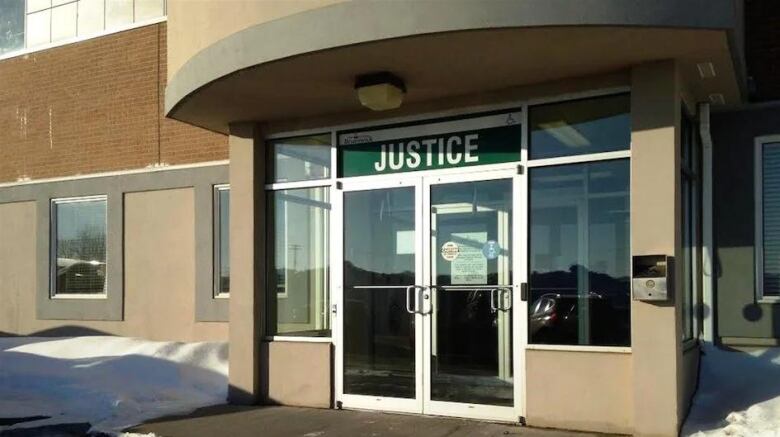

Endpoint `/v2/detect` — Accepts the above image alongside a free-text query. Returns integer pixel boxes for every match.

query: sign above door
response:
[338,111,522,177]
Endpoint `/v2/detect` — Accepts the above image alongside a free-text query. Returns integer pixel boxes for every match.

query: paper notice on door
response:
[451,231,488,285]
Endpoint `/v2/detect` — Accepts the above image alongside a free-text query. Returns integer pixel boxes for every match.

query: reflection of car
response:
[56,258,106,294]
[529,292,626,345]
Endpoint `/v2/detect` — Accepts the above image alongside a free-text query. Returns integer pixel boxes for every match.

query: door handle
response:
[405,285,417,314]
[490,288,498,312]
[502,287,513,311]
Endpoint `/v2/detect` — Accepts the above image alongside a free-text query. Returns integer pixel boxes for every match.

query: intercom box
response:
[632,255,673,302]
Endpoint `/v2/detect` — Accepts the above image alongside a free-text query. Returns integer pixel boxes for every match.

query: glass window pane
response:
[269,134,331,183]
[214,186,230,296]
[268,187,330,336]
[134,0,164,22]
[53,198,107,295]
[27,0,50,13]
[26,9,51,47]
[530,94,631,159]
[762,142,780,297]
[106,0,133,28]
[0,0,25,55]
[78,0,105,36]
[529,160,630,346]
[51,2,77,42]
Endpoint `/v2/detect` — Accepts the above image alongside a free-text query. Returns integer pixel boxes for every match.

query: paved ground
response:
[129,405,605,437]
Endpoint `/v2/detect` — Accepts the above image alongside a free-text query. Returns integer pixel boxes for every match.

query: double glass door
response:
[336,169,521,421]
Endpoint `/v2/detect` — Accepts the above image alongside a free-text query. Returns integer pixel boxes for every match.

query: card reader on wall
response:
[632,255,672,302]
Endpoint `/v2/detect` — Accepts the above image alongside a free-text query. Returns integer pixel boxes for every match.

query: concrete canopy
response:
[166,0,745,133]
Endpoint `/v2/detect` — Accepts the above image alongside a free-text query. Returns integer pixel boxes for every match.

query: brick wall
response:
[0,22,227,183]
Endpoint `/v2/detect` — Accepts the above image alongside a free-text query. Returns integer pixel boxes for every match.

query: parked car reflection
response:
[529,291,629,346]
[56,257,106,294]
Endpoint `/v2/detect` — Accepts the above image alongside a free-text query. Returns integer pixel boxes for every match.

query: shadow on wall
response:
[683,343,780,434]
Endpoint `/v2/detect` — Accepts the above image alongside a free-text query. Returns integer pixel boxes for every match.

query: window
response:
[268,133,331,183]
[530,93,630,159]
[756,136,780,300]
[0,0,25,55]
[214,184,230,297]
[51,196,107,296]
[3,0,165,54]
[528,160,631,346]
[681,111,702,340]
[267,134,332,337]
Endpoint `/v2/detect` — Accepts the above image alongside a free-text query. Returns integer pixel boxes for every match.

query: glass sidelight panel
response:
[343,187,417,399]
[429,179,513,406]
[528,160,630,346]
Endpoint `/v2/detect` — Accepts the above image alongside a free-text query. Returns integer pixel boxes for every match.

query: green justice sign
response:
[338,118,522,177]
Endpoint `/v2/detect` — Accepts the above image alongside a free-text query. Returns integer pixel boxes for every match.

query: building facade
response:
[0,0,777,435]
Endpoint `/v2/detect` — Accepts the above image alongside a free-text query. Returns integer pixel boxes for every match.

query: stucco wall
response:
[166,0,344,82]
[525,350,633,434]
[0,189,227,342]
[261,341,332,408]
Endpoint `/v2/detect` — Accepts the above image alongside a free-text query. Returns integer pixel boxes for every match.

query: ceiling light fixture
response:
[355,72,406,111]
[538,121,591,147]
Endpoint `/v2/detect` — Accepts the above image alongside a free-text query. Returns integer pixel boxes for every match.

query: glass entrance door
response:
[336,169,521,421]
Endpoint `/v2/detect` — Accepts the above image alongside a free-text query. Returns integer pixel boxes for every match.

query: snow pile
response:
[0,336,228,435]
[683,343,780,436]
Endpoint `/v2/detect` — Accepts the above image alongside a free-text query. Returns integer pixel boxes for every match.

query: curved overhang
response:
[167,0,745,133]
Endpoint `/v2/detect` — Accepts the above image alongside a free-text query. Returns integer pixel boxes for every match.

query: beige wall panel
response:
[0,191,227,342]
[526,350,632,434]
[262,341,331,408]
[0,202,36,335]
[123,188,228,342]
[167,0,344,81]
[630,61,683,437]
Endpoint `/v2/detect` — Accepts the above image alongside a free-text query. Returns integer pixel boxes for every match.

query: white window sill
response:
[525,344,631,354]
[51,293,108,300]
[758,296,780,304]
[265,336,332,343]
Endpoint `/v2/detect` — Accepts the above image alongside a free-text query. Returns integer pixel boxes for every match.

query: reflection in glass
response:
[530,94,630,159]
[53,198,108,295]
[268,187,330,337]
[680,113,701,339]
[343,187,416,399]
[529,160,630,346]
[214,186,230,296]
[0,0,25,55]
[269,134,331,183]
[430,179,513,406]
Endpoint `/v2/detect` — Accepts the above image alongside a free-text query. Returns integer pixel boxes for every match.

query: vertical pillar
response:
[228,122,266,404]
[630,61,683,436]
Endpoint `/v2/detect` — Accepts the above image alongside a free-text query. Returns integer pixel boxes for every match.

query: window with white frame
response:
[267,133,332,337]
[213,184,230,297]
[51,196,108,296]
[0,0,165,55]
[681,109,702,340]
[528,93,632,347]
[756,136,780,300]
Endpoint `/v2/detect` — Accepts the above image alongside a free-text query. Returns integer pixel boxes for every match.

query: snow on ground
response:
[683,343,780,436]
[0,336,228,435]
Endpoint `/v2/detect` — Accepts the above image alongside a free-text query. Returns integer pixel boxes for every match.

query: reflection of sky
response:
[57,200,106,240]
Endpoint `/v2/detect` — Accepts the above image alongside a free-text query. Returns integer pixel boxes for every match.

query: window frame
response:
[263,87,632,350]
[0,0,166,61]
[754,135,780,303]
[213,183,230,298]
[265,133,334,340]
[49,194,109,299]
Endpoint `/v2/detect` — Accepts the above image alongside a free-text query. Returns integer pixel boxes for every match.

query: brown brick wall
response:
[0,22,227,183]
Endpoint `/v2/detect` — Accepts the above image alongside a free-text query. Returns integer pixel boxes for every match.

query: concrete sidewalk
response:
[129,405,605,437]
